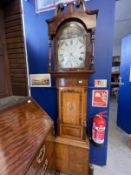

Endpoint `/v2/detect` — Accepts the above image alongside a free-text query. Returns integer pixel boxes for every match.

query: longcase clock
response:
[46,1,98,174]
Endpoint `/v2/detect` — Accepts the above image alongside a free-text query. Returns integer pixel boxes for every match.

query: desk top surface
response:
[0,98,53,175]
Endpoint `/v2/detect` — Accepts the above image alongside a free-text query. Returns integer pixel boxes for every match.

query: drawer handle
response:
[41,159,48,175]
[36,145,46,164]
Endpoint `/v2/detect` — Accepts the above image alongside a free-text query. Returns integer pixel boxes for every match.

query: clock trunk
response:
[58,86,87,140]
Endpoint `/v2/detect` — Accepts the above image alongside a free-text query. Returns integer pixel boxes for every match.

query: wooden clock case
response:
[46,1,98,174]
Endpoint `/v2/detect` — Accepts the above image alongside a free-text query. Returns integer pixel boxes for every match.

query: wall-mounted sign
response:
[94,79,107,88]
[30,74,51,87]
[35,0,90,13]
[92,90,108,107]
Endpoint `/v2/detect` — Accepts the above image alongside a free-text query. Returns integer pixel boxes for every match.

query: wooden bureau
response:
[0,98,55,175]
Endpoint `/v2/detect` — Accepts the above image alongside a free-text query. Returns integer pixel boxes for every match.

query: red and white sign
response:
[92,90,108,107]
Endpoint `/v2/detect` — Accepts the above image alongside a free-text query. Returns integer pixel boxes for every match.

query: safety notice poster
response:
[92,90,108,107]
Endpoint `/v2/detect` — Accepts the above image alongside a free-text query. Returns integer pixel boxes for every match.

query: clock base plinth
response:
[54,136,90,175]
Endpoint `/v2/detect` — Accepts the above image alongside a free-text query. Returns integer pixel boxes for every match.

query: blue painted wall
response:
[23,0,115,165]
[117,34,131,134]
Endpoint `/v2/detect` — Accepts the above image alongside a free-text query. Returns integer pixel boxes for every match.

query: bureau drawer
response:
[26,129,54,175]
[38,158,49,175]
[37,132,54,166]
[39,154,55,175]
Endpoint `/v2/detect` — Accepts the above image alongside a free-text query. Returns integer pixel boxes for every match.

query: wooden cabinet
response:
[0,98,55,175]
[0,9,11,97]
[4,0,28,96]
[0,0,28,97]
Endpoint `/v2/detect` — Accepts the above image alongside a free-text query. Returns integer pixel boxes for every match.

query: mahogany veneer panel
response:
[0,98,54,175]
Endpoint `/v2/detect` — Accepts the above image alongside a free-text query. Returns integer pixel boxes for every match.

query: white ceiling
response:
[113,0,131,56]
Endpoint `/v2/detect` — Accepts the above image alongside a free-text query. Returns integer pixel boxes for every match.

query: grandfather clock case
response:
[46,1,98,174]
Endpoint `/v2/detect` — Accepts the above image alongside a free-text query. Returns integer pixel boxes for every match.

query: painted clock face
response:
[58,23,86,69]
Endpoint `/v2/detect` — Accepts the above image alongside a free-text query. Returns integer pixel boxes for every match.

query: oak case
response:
[46,0,98,174]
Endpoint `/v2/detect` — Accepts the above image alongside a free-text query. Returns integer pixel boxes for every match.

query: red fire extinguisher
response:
[92,111,107,146]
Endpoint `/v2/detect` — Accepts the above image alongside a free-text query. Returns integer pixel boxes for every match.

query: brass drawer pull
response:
[36,145,46,164]
[41,159,48,175]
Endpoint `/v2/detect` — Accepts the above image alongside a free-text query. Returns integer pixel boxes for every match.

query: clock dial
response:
[57,23,86,69]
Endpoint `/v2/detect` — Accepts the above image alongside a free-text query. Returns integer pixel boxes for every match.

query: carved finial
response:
[75,0,85,11]
[58,3,64,11]
[67,2,74,13]
[55,3,64,15]
[76,0,82,7]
